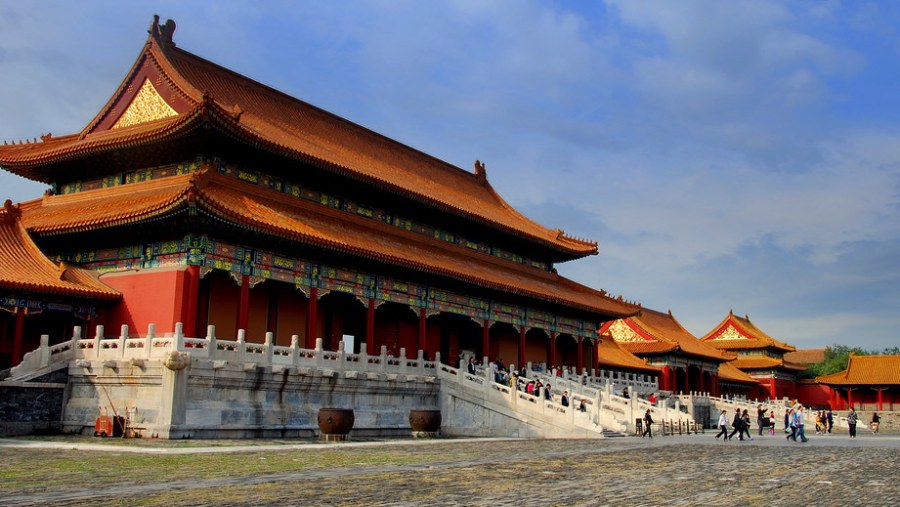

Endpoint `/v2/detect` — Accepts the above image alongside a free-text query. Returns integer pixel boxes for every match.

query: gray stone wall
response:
[0,369,68,436]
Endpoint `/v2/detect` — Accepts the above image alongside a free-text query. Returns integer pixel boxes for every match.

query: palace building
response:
[816,354,900,411]
[600,308,737,396]
[700,311,805,400]
[0,17,642,375]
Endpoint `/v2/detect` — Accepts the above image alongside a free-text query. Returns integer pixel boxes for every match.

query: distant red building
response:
[817,354,900,411]
[700,311,805,400]
[600,308,733,395]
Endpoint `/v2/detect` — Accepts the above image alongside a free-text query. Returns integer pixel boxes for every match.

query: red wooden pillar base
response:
[417,308,427,359]
[481,320,490,362]
[548,332,557,369]
[517,326,526,370]
[305,287,318,349]
[366,298,376,355]
[12,307,24,367]
[237,274,250,334]
[576,336,584,374]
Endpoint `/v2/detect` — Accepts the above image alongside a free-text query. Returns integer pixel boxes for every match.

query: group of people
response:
[475,357,589,413]
[713,408,756,441]
[813,409,834,434]
[712,404,886,442]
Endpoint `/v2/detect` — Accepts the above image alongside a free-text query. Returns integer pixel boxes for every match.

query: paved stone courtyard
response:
[1,432,898,506]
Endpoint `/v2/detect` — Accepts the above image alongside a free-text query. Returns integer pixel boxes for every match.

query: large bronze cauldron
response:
[409,409,441,437]
[318,408,355,441]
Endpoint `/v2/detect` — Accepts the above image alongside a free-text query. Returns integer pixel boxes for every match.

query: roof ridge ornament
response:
[2,199,21,220]
[149,15,177,49]
[473,160,487,184]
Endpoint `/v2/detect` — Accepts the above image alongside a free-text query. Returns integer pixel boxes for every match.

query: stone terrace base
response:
[62,358,440,439]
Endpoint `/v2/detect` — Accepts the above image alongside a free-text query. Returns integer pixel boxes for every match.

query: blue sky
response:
[1,1,898,351]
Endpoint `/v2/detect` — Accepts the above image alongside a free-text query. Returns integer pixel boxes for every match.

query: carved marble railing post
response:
[92,325,104,360]
[380,346,388,372]
[37,335,50,368]
[416,349,424,374]
[337,340,346,370]
[265,332,275,365]
[359,342,369,368]
[207,325,217,359]
[118,325,128,358]
[290,334,300,368]
[399,348,407,374]
[236,329,246,363]
[146,323,156,358]
[71,326,83,360]
[315,338,324,368]
[174,322,185,352]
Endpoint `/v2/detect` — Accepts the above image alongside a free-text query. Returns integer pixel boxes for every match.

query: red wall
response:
[795,382,833,408]
[99,266,195,337]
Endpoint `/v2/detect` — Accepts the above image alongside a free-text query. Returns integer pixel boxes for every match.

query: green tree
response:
[798,345,869,379]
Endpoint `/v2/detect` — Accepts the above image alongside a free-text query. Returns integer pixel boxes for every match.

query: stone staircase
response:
[435,363,624,438]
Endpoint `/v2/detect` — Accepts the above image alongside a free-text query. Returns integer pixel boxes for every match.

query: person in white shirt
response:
[714,410,729,440]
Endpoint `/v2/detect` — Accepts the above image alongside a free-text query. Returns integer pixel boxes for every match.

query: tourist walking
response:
[467,357,477,375]
[768,410,776,436]
[741,409,753,440]
[729,409,744,441]
[561,390,570,407]
[786,409,798,442]
[756,405,767,437]
[796,406,809,443]
[847,407,858,438]
[871,412,880,434]
[642,409,654,438]
[826,408,833,434]
[757,405,766,436]
[715,410,729,440]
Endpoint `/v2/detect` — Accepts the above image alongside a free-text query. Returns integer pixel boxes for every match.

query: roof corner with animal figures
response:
[0,200,120,301]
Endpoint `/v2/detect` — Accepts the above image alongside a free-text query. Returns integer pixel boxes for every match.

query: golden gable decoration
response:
[112,78,177,129]
[712,324,747,341]
[608,319,652,343]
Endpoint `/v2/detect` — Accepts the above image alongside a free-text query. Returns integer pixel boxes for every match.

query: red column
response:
[518,326,526,370]
[11,307,25,366]
[236,274,250,334]
[548,332,557,369]
[481,320,490,361]
[181,264,201,338]
[576,336,584,373]
[592,339,599,373]
[417,308,427,359]
[660,365,672,392]
[769,378,777,400]
[877,388,884,411]
[698,368,705,393]
[305,287,318,349]
[366,298,376,355]
[847,388,854,410]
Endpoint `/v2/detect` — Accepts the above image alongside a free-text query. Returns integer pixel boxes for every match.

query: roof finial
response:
[149,15,177,48]
[474,160,487,183]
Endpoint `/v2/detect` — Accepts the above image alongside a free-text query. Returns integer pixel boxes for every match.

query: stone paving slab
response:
[1,432,898,506]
